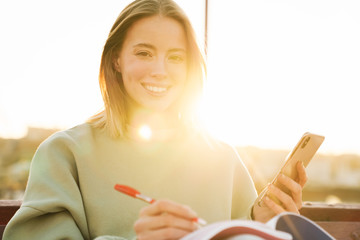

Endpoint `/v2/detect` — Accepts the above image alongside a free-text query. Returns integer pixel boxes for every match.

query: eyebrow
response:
[133,43,155,50]
[133,43,186,53]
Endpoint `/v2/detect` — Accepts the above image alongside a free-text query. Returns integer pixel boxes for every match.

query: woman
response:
[3,0,307,239]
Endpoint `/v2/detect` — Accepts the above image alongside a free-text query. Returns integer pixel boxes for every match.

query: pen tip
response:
[194,217,207,225]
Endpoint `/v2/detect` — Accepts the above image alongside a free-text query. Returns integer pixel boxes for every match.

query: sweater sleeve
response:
[3,132,91,240]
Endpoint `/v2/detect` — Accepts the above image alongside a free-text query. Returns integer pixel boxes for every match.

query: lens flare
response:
[138,125,152,140]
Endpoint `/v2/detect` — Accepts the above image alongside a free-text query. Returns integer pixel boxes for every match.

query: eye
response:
[168,54,185,63]
[135,51,152,58]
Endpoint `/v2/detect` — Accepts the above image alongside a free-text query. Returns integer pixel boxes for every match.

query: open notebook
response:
[181,212,335,240]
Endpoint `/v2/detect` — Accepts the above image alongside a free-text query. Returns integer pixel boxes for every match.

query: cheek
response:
[121,59,148,85]
[169,64,187,85]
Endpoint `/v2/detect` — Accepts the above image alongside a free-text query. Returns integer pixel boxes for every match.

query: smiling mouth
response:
[142,84,169,94]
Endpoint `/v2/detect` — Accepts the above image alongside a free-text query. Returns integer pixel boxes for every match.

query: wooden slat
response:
[0,200,21,225]
[0,225,5,240]
[316,221,360,240]
[300,202,360,222]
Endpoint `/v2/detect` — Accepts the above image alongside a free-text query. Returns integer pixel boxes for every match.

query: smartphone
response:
[259,132,325,205]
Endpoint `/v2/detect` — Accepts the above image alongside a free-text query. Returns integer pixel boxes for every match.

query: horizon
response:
[2,124,360,157]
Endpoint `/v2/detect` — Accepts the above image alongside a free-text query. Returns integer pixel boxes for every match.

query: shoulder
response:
[36,123,105,157]
[29,123,107,179]
[193,130,237,151]
[42,123,101,145]
[189,130,241,162]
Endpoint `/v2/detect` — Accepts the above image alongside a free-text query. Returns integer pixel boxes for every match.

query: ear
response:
[113,56,121,73]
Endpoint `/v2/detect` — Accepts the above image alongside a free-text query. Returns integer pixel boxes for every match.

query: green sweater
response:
[3,123,257,240]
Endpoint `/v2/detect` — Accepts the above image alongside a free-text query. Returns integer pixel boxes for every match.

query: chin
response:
[144,101,180,113]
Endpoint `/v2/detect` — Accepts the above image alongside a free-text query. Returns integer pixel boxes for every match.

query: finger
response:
[296,161,308,187]
[267,184,299,213]
[140,199,198,220]
[277,174,303,209]
[136,227,191,240]
[134,214,198,233]
[262,196,286,215]
[255,186,268,207]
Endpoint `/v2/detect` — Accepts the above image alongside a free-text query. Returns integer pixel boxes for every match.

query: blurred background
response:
[0,0,359,203]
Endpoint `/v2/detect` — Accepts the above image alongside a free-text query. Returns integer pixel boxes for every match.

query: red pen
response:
[114,184,207,225]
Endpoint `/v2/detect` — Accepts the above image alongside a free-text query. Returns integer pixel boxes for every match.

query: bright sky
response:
[203,0,360,154]
[0,0,359,155]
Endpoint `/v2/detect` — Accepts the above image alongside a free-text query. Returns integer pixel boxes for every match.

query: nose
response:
[150,57,167,80]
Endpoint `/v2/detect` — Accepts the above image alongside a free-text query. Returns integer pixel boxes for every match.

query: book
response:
[181,212,335,240]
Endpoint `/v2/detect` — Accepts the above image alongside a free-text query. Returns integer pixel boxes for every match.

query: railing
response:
[1,200,360,240]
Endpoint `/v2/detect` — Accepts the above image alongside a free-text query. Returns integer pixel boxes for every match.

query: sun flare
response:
[138,125,152,140]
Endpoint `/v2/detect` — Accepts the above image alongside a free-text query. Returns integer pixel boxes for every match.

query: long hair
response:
[88,0,206,138]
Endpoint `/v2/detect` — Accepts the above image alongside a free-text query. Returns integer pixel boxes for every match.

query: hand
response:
[252,161,308,222]
[134,199,199,240]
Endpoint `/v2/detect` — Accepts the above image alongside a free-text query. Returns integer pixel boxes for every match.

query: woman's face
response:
[115,15,188,112]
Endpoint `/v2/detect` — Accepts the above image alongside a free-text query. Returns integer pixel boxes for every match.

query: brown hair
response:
[88,0,206,138]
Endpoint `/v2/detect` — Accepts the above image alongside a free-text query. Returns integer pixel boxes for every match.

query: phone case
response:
[259,132,325,205]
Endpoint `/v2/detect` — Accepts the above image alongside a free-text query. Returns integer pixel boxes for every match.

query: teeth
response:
[144,85,167,93]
